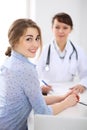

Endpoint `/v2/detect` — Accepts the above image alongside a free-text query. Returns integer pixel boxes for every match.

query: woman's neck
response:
[56,40,67,51]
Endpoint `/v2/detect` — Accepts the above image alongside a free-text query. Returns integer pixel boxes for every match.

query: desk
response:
[28,82,87,130]
[34,115,87,130]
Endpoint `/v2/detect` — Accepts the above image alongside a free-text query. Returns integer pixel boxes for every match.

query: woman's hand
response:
[41,85,52,95]
[61,90,80,101]
[63,93,79,108]
[61,90,73,100]
[70,84,86,94]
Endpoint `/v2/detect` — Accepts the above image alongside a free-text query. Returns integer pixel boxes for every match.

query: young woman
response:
[36,12,87,95]
[0,18,79,130]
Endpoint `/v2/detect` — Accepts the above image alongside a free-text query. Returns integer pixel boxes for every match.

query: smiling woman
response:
[0,18,43,130]
[13,27,41,58]
[0,18,79,130]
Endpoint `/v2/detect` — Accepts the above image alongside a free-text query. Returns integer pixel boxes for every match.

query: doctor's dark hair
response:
[52,12,73,29]
[5,18,42,56]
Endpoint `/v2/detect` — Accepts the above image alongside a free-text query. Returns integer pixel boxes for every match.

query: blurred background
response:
[0,0,87,65]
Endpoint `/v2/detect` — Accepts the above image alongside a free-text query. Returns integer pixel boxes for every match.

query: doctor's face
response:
[52,19,72,43]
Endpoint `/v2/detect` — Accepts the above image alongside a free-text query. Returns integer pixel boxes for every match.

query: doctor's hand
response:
[70,84,86,94]
[41,85,52,95]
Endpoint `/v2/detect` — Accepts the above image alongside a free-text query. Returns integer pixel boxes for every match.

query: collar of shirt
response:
[11,50,36,67]
[53,40,70,59]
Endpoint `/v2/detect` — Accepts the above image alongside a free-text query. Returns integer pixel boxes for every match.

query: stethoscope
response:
[45,40,78,71]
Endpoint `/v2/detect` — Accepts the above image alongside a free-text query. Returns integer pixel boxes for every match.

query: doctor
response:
[36,12,87,95]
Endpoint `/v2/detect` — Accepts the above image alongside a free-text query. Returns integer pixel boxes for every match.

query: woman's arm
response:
[44,92,79,115]
[50,93,79,115]
[44,90,73,105]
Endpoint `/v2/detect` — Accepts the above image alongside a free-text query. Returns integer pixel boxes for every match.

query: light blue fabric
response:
[0,51,52,130]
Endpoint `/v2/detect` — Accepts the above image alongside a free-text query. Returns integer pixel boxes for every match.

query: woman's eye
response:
[63,27,68,29]
[55,26,68,30]
[36,37,40,41]
[55,26,60,29]
[26,38,32,41]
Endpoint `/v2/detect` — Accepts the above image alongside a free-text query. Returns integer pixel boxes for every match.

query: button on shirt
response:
[0,51,52,130]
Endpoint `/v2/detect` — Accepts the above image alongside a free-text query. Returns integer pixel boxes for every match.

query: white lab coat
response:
[36,40,87,88]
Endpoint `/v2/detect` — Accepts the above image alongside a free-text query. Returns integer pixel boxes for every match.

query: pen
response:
[42,80,54,92]
[42,80,49,86]
[78,101,87,106]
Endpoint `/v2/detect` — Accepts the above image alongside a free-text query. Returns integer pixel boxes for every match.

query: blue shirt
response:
[0,51,52,130]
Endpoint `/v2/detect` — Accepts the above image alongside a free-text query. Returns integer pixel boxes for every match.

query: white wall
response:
[0,0,86,65]
[28,0,87,53]
[80,1,87,52]
[0,0,27,65]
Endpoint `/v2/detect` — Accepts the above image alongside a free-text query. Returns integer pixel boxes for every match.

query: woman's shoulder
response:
[69,41,86,53]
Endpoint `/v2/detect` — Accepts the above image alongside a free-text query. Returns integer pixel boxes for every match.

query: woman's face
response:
[52,19,72,43]
[14,27,41,58]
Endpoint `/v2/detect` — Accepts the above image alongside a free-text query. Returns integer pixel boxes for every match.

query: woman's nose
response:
[59,29,63,33]
[33,40,39,47]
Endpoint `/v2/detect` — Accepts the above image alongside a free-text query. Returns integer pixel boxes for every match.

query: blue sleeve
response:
[20,63,53,115]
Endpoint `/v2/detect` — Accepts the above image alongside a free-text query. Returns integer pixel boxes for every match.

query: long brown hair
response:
[5,19,42,56]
